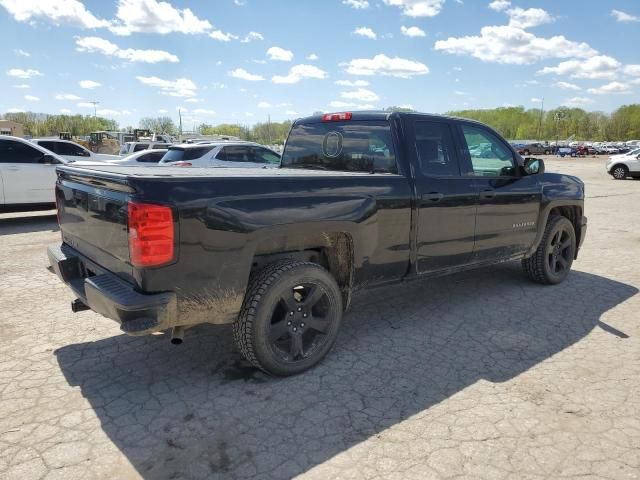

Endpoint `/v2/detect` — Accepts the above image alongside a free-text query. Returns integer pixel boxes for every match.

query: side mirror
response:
[523,157,544,175]
[39,154,59,164]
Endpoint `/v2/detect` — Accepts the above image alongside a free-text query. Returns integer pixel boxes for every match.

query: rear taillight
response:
[128,202,174,267]
[321,112,352,122]
[174,161,192,167]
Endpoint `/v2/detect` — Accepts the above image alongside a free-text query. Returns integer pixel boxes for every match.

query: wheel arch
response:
[526,202,583,259]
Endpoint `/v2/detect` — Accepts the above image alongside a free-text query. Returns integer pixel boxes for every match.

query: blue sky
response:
[1,0,639,127]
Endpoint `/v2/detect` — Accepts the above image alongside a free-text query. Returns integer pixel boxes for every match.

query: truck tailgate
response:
[56,169,135,283]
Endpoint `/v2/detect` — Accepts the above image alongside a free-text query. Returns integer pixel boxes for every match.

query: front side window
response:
[414,121,460,177]
[38,141,58,153]
[461,125,517,177]
[160,146,214,162]
[281,121,397,173]
[56,142,88,156]
[250,147,281,165]
[133,143,149,152]
[0,141,45,163]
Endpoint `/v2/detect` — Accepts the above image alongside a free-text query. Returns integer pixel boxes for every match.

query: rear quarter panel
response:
[132,174,413,325]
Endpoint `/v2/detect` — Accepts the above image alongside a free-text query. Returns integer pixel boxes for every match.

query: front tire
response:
[233,261,343,376]
[522,216,576,285]
[612,165,628,180]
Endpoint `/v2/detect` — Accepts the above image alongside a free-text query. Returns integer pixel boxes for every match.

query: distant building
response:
[0,120,24,137]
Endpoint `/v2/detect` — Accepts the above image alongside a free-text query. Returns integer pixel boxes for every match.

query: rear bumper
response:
[47,243,177,335]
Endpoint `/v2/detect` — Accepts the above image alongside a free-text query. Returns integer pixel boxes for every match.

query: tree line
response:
[4,104,640,143]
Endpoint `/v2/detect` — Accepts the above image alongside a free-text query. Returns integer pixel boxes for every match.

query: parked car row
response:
[606,148,640,180]
[513,141,637,157]
[0,135,281,211]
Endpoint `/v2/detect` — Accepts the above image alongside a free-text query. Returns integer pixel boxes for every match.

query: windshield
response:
[281,121,397,173]
[160,146,215,162]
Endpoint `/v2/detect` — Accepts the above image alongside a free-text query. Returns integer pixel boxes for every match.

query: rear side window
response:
[0,141,45,163]
[219,146,251,162]
[38,141,58,153]
[251,147,280,165]
[281,121,397,173]
[161,146,215,162]
[413,121,460,177]
[137,151,166,163]
[133,143,149,152]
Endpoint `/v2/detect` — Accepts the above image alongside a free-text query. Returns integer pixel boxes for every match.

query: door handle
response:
[479,189,496,200]
[422,192,444,202]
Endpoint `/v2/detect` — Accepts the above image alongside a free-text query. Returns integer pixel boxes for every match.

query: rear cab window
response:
[281,121,397,173]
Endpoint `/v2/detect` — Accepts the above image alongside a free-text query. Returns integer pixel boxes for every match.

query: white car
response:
[0,136,101,210]
[31,138,120,162]
[158,142,280,168]
[607,149,640,179]
[106,148,168,166]
[119,141,173,156]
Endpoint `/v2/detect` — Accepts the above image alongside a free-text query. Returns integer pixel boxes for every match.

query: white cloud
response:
[554,81,581,91]
[59,109,72,114]
[229,68,264,81]
[158,109,168,113]
[530,97,542,103]
[184,98,200,103]
[193,108,216,115]
[343,0,369,8]
[55,93,83,100]
[400,25,426,37]
[340,88,380,102]
[435,26,597,65]
[96,109,122,116]
[79,79,101,89]
[611,9,639,23]
[14,49,30,57]
[209,30,238,41]
[24,94,39,101]
[455,90,468,96]
[587,81,632,95]
[257,101,292,108]
[285,110,299,116]
[507,7,554,29]
[13,84,30,89]
[272,64,328,84]
[343,54,429,78]
[244,112,254,117]
[266,46,294,61]
[211,82,227,89]
[383,0,445,17]
[354,26,377,39]
[563,96,594,107]
[136,76,197,97]
[109,0,212,35]
[77,102,96,108]
[241,31,263,43]
[489,0,510,11]
[7,108,26,113]
[0,0,111,28]
[335,79,370,87]
[624,65,640,77]
[538,55,620,80]
[6,68,42,79]
[329,100,377,109]
[307,53,319,61]
[257,101,272,108]
[233,0,246,5]
[75,36,179,63]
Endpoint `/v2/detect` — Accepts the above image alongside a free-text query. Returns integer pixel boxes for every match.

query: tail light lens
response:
[128,202,174,267]
[174,161,192,167]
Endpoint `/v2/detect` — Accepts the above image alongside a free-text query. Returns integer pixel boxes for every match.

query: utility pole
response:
[537,97,544,140]
[178,109,183,139]
[90,101,99,118]
[267,114,272,144]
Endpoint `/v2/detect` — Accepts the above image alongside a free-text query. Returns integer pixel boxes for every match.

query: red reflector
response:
[128,202,174,267]
[321,112,352,122]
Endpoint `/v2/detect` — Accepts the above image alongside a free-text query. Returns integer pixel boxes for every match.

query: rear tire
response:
[233,260,343,376]
[522,216,576,285]
[612,165,628,180]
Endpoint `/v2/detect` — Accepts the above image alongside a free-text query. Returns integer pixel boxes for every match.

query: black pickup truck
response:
[49,111,587,376]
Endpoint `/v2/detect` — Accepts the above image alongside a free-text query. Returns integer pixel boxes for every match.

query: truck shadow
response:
[0,213,58,235]
[54,264,636,479]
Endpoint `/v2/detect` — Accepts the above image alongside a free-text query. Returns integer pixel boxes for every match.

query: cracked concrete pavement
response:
[0,157,639,480]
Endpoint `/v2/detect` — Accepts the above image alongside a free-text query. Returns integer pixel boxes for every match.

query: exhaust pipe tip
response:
[170,326,185,345]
